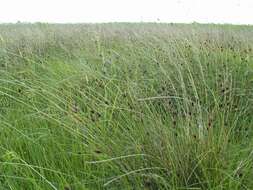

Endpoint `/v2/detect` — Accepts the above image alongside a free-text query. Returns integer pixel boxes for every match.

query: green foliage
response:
[0,23,252,189]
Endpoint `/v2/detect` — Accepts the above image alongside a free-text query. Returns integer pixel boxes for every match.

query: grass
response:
[0,22,253,189]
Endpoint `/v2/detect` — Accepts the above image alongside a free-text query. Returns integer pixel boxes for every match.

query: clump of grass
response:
[0,23,252,189]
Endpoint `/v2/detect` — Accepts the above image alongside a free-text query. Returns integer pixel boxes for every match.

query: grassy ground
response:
[0,23,253,190]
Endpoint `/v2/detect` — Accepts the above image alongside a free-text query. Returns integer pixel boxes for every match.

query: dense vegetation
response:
[0,23,253,189]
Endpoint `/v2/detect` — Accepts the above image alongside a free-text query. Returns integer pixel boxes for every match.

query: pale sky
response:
[0,0,253,24]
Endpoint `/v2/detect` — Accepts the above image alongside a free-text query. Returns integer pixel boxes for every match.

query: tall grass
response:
[0,23,253,189]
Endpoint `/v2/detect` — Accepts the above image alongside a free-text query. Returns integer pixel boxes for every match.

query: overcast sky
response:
[0,0,252,24]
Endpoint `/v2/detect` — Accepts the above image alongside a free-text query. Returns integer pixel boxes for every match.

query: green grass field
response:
[0,23,253,189]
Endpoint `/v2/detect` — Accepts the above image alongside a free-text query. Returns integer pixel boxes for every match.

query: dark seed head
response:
[238,172,243,178]
[91,117,96,122]
[94,150,102,154]
[64,185,71,190]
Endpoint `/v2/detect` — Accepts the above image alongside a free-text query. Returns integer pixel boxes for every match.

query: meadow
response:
[0,23,252,189]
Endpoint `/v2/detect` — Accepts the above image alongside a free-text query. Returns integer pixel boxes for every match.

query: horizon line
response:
[0,21,253,26]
